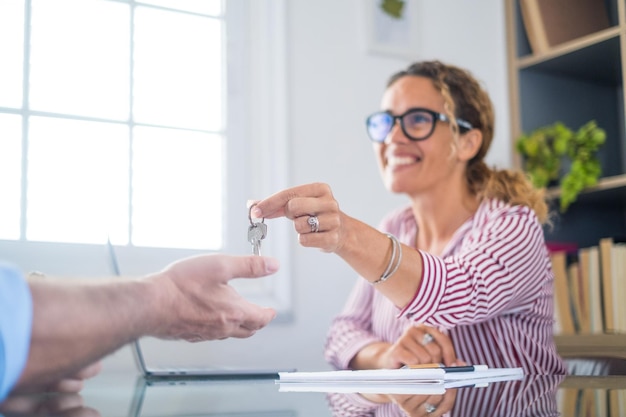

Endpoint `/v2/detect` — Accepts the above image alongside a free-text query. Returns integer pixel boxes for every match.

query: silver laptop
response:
[106,240,295,380]
[131,339,294,380]
[128,376,296,417]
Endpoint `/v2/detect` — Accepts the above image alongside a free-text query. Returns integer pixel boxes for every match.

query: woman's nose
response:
[385,118,410,145]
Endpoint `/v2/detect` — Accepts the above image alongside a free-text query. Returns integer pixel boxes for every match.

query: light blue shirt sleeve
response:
[0,263,33,402]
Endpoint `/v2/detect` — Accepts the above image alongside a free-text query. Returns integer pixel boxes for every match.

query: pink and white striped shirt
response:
[324,199,566,375]
[326,375,564,417]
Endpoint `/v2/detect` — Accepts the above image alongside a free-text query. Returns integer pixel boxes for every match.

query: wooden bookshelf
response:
[507,0,626,240]
[506,0,626,356]
[545,173,626,201]
[519,0,611,54]
[556,334,626,360]
[560,374,626,389]
[517,26,621,69]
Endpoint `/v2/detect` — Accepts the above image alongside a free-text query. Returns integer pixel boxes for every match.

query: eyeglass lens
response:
[367,109,436,142]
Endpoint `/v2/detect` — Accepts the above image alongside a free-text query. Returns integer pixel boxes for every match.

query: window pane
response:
[138,0,222,16]
[29,0,129,120]
[134,7,223,131]
[132,126,222,249]
[27,117,129,244]
[0,114,22,240]
[0,0,24,108]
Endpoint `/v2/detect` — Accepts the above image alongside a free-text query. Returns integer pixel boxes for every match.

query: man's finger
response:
[227,307,275,338]
[240,306,277,331]
[71,361,102,380]
[49,378,84,394]
[218,255,280,279]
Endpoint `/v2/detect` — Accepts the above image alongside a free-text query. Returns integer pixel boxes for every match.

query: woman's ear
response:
[457,129,483,162]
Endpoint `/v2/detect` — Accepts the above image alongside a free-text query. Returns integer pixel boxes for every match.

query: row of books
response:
[558,387,626,417]
[519,0,610,54]
[549,237,626,335]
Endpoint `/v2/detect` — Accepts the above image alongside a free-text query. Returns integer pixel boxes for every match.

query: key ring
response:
[249,203,265,226]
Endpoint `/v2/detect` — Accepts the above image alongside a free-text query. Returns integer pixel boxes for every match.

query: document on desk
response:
[277,366,524,394]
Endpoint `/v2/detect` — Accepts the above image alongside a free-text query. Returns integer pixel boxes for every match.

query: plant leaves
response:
[514,120,605,212]
[380,0,405,19]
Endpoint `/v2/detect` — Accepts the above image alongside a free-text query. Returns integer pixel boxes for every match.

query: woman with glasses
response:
[251,60,566,374]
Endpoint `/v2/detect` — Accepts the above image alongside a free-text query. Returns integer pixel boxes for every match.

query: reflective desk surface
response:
[1,372,625,417]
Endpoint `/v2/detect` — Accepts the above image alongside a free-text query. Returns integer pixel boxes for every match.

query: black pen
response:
[401,364,488,372]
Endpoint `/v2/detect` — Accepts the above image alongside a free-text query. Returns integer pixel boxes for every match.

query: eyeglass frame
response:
[365,107,473,143]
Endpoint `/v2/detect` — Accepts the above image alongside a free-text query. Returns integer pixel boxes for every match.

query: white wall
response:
[100,0,511,374]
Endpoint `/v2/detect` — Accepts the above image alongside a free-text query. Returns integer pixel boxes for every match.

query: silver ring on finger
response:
[421,333,434,346]
[424,402,437,413]
[308,215,320,233]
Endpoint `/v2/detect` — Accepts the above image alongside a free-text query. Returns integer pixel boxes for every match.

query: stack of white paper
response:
[277,366,524,394]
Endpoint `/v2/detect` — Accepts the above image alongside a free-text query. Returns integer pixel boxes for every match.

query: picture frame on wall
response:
[362,0,419,59]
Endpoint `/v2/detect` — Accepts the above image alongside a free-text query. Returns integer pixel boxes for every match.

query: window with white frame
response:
[0,0,291,315]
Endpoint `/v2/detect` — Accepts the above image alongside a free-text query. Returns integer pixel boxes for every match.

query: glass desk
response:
[0,372,625,417]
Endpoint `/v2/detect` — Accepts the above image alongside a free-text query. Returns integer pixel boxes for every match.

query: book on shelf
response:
[599,237,615,333]
[567,261,583,333]
[599,237,626,334]
[557,386,583,417]
[549,237,625,336]
[609,388,626,416]
[585,246,604,334]
[546,241,578,254]
[592,389,608,417]
[550,251,576,335]
[610,243,626,333]
[576,249,591,334]
[558,386,623,416]
[519,0,610,54]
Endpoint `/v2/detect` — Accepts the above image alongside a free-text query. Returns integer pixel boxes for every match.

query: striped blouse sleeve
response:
[399,203,550,328]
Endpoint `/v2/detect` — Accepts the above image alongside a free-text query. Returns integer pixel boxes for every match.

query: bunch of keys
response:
[248,204,267,255]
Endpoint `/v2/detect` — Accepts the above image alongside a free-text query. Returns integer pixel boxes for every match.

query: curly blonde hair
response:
[387,60,548,224]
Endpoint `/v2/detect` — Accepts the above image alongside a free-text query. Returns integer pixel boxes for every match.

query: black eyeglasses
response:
[365,107,473,143]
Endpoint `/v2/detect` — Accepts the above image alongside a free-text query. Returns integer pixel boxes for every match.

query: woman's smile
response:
[386,154,421,168]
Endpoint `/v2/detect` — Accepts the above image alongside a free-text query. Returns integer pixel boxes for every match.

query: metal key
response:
[248,222,267,255]
[248,205,267,255]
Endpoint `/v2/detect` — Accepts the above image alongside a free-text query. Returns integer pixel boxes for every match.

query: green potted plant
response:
[515,120,606,212]
[380,0,405,18]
